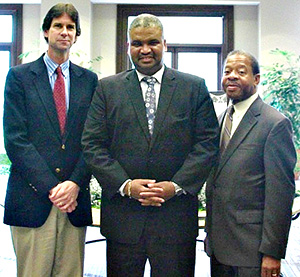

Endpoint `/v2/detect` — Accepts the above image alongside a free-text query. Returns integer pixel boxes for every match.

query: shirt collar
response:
[232,92,258,116]
[43,52,70,77]
[136,65,165,84]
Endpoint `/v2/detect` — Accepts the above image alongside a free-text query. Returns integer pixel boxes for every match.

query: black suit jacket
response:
[82,68,219,243]
[3,55,98,227]
[205,97,296,266]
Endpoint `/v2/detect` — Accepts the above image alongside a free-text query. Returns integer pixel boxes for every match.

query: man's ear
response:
[127,42,130,56]
[163,39,167,51]
[44,30,49,39]
[254,74,260,86]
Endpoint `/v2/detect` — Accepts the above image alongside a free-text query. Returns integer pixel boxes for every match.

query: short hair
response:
[42,3,81,42]
[225,50,260,75]
[128,14,164,39]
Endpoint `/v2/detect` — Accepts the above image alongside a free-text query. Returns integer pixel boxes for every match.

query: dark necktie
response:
[220,105,234,154]
[142,77,157,136]
[53,66,66,135]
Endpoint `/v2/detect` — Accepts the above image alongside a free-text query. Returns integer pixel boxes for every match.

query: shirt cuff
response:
[172,182,186,196]
[119,179,131,196]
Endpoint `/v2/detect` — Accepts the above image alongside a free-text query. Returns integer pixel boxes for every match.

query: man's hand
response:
[49,181,80,213]
[124,179,163,207]
[261,255,281,277]
[139,181,175,207]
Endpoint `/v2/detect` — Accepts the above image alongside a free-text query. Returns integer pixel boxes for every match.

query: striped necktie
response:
[220,105,234,154]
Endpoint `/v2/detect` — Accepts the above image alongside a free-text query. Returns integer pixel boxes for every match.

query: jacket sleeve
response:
[259,117,296,259]
[82,80,130,199]
[68,72,98,189]
[171,79,220,195]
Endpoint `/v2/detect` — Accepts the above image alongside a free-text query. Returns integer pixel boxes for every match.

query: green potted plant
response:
[261,49,300,180]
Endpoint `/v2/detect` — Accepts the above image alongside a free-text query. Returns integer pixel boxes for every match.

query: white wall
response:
[92,4,117,78]
[22,4,43,63]
[234,5,258,59]
[259,0,300,66]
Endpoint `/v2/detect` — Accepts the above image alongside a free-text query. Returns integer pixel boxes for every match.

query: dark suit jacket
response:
[82,67,219,244]
[205,96,296,267]
[3,55,98,228]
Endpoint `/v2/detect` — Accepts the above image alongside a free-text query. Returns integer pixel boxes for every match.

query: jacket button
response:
[55,168,61,173]
[61,144,66,150]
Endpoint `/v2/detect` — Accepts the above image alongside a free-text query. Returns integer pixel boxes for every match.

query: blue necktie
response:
[143,77,157,136]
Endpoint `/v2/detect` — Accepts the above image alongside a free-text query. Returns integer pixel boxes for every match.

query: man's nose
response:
[141,44,151,54]
[60,26,68,36]
[227,71,238,79]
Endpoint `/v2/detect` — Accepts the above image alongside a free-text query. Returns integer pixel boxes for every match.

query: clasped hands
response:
[125,179,175,207]
[49,180,80,213]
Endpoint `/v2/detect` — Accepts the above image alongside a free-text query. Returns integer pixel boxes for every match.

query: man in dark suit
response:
[82,14,219,277]
[205,50,296,277]
[3,3,97,276]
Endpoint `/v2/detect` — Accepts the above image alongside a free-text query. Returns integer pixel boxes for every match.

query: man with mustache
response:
[3,3,98,276]
[82,13,219,276]
[205,50,296,277]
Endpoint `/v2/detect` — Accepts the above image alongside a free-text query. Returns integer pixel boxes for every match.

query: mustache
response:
[225,82,240,86]
[139,54,154,58]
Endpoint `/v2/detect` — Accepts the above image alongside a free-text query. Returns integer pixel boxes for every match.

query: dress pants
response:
[11,205,86,277]
[107,239,196,277]
[106,218,196,277]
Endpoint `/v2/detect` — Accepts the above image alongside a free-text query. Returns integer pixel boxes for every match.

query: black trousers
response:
[106,234,196,277]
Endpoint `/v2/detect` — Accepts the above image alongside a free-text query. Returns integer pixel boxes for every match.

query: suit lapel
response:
[216,97,262,176]
[125,71,151,142]
[125,68,176,146]
[31,57,62,139]
[150,68,176,147]
[64,63,83,142]
[218,111,226,126]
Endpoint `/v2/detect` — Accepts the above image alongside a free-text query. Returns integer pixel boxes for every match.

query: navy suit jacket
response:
[3,55,98,227]
[205,97,296,266]
[82,68,220,243]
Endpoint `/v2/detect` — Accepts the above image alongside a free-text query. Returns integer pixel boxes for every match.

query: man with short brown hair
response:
[3,3,97,276]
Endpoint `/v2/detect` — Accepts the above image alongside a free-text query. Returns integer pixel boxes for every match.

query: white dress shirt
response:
[221,92,258,143]
[136,66,164,109]
[231,92,258,137]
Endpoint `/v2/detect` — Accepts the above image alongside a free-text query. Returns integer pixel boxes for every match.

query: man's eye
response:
[149,41,159,46]
[68,25,75,30]
[131,42,141,47]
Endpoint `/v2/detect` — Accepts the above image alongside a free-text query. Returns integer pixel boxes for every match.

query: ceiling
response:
[0,0,259,5]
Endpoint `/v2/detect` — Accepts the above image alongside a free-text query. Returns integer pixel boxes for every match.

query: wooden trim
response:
[0,4,23,66]
[117,4,234,78]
